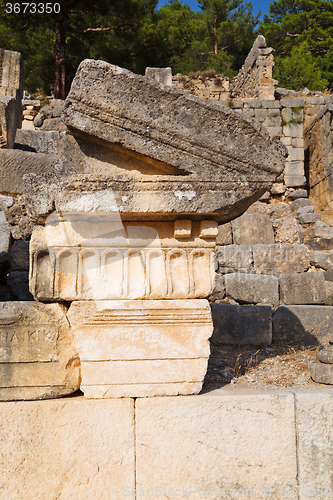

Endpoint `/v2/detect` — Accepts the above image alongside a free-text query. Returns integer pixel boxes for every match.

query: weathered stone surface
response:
[272,305,333,345]
[136,392,297,497]
[68,299,212,398]
[298,213,321,225]
[0,48,24,144]
[7,270,33,300]
[279,271,326,305]
[310,252,333,270]
[207,273,225,301]
[272,217,300,244]
[59,59,285,222]
[0,302,79,400]
[297,205,314,215]
[0,96,18,148]
[145,66,172,86]
[30,219,216,301]
[253,243,309,275]
[225,273,279,306]
[295,389,333,492]
[14,129,60,154]
[317,346,333,364]
[284,175,306,188]
[11,240,29,270]
[0,398,135,499]
[305,221,333,250]
[216,245,252,273]
[309,363,333,384]
[0,150,61,193]
[216,222,232,245]
[290,198,310,210]
[231,214,274,244]
[211,304,272,345]
[0,195,14,211]
[287,189,308,200]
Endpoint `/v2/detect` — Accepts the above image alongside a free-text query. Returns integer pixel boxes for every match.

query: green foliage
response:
[274,44,328,91]
[261,0,333,89]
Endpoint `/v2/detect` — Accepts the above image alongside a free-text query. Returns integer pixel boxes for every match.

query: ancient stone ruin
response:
[1,41,333,498]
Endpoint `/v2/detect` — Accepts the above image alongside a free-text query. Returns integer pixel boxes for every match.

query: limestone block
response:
[310,252,333,270]
[0,195,14,210]
[216,245,252,273]
[284,160,305,176]
[297,205,314,215]
[272,305,333,345]
[0,96,18,148]
[11,240,29,270]
[295,389,333,493]
[67,299,212,398]
[284,175,306,187]
[253,243,309,275]
[308,363,333,384]
[145,66,172,86]
[216,222,232,245]
[0,302,79,400]
[0,48,24,135]
[211,303,272,345]
[298,213,321,225]
[231,214,274,245]
[305,221,333,250]
[30,220,215,301]
[286,146,304,162]
[225,273,279,306]
[287,189,308,200]
[14,129,60,154]
[290,198,310,210]
[273,217,300,244]
[0,398,134,499]
[135,392,297,498]
[279,271,326,305]
[59,59,285,222]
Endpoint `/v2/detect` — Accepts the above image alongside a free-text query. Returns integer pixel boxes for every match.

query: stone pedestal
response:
[68,299,212,398]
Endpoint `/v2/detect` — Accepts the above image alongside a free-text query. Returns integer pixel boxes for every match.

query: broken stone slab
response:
[297,205,314,215]
[0,195,13,211]
[210,304,272,345]
[287,190,308,200]
[67,299,212,398]
[298,213,321,225]
[0,48,24,140]
[58,59,285,222]
[216,245,253,273]
[272,305,333,345]
[0,302,79,400]
[305,221,333,250]
[308,363,333,384]
[290,198,310,210]
[252,243,309,275]
[225,273,279,306]
[0,96,19,148]
[14,129,60,154]
[231,214,274,245]
[310,252,333,270]
[0,149,62,193]
[30,219,216,301]
[279,271,326,305]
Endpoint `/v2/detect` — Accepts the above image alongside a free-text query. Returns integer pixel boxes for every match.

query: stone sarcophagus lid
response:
[26,59,285,398]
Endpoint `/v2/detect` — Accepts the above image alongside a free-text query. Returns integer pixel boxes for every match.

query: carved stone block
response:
[0,302,80,400]
[30,218,216,301]
[67,299,213,397]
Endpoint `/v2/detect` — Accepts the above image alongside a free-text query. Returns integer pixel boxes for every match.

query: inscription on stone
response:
[0,326,58,363]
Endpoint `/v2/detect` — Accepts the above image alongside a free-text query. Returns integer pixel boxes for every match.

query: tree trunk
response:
[214,16,218,55]
[54,18,67,99]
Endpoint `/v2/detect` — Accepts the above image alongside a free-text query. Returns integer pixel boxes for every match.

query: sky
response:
[156,0,271,19]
